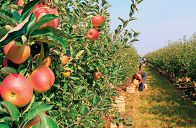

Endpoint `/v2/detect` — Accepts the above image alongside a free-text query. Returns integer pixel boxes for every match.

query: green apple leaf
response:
[75,50,85,59]
[0,67,18,75]
[40,27,68,38]
[33,35,67,52]
[0,122,12,128]
[74,86,86,95]
[0,27,8,39]
[22,102,53,124]
[0,117,15,123]
[93,95,100,106]
[47,35,67,52]
[0,101,20,122]
[65,111,78,117]
[28,14,58,35]
[80,104,88,115]
[84,47,92,56]
[40,114,59,128]
[32,114,59,128]
[43,43,49,58]
[11,10,21,22]
[0,10,18,26]
[20,0,39,21]
[0,14,35,46]
[130,38,139,42]
[21,95,35,116]
[30,29,53,37]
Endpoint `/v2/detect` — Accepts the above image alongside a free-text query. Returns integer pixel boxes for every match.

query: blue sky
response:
[107,0,196,56]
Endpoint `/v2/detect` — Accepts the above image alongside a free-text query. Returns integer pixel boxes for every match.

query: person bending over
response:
[117,71,147,92]
[132,71,147,91]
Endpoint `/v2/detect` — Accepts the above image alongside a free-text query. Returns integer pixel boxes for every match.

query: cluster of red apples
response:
[0,0,59,108]
[87,14,105,40]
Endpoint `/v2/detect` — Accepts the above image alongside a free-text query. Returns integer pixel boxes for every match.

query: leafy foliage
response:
[145,37,196,81]
[0,0,142,127]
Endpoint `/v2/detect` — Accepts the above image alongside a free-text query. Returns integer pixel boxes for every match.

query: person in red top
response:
[117,71,147,92]
[132,71,147,91]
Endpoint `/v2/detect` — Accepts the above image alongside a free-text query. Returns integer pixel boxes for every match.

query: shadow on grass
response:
[144,66,196,127]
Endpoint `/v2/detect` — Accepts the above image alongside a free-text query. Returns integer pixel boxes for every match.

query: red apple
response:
[92,15,104,27]
[40,56,51,67]
[60,55,69,65]
[87,28,99,40]
[93,72,102,80]
[2,57,20,68]
[18,9,23,16]
[0,74,33,108]
[4,40,31,64]
[3,57,8,67]
[4,40,14,55]
[32,4,60,29]
[48,7,60,28]
[28,65,55,93]
[17,0,25,7]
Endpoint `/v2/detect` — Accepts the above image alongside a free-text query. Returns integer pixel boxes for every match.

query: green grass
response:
[125,66,196,128]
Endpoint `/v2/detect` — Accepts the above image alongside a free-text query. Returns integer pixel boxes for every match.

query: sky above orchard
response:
[107,0,196,56]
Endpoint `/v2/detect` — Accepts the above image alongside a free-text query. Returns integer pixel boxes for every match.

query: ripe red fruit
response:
[87,28,99,40]
[0,74,33,108]
[3,57,8,67]
[17,0,25,7]
[4,41,31,64]
[28,65,55,93]
[18,9,23,16]
[60,55,69,65]
[41,56,51,67]
[61,71,71,78]
[92,15,105,27]
[93,72,102,80]
[24,112,46,128]
[3,57,20,68]
[32,4,60,29]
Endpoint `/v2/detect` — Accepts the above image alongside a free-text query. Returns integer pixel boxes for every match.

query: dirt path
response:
[125,66,196,128]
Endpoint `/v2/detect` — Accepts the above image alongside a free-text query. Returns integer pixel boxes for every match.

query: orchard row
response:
[0,0,141,127]
[145,37,196,82]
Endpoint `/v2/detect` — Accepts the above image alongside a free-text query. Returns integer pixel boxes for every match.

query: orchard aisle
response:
[125,66,196,128]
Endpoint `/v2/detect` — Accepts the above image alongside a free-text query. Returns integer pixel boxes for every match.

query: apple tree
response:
[0,0,142,127]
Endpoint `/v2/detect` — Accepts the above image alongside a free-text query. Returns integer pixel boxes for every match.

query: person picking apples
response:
[131,71,147,91]
[117,71,147,92]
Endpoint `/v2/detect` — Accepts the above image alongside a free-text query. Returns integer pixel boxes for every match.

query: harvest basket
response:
[126,86,135,93]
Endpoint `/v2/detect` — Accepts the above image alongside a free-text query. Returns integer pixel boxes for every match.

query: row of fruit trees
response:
[0,0,142,127]
[145,37,196,102]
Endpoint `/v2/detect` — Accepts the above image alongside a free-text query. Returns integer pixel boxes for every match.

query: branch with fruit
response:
[0,0,142,127]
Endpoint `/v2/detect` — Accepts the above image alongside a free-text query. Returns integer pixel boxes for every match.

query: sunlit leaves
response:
[0,0,142,127]
[145,38,196,81]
